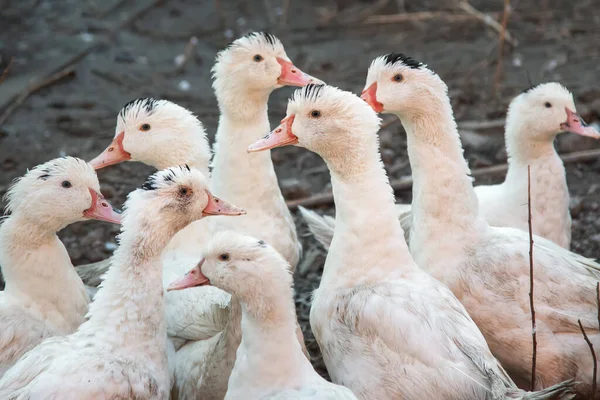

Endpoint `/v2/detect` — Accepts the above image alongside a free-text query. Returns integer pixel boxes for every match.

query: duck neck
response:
[323,137,417,289]
[233,281,308,386]
[0,213,88,330]
[154,141,211,178]
[80,218,176,360]
[222,294,243,363]
[402,94,482,237]
[210,87,280,204]
[504,123,561,184]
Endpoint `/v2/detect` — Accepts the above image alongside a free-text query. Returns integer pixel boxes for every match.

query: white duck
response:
[362,53,600,397]
[0,156,120,377]
[167,231,357,400]
[474,82,599,249]
[248,84,575,400]
[209,31,322,268]
[86,98,232,343]
[302,82,599,250]
[170,32,320,399]
[0,166,245,399]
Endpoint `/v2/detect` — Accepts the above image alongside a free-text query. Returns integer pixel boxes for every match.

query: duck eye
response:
[310,110,321,118]
[544,102,552,108]
[393,74,403,82]
[219,253,230,261]
[253,54,263,62]
[140,123,151,131]
[61,180,72,188]
[179,187,192,196]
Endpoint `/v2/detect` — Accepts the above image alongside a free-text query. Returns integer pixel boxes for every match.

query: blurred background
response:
[1,0,599,376]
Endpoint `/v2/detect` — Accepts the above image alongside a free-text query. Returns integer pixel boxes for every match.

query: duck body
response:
[475,156,570,249]
[360,56,597,396]
[0,157,123,377]
[0,224,89,377]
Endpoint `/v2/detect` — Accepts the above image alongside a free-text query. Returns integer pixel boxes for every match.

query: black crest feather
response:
[384,53,423,69]
[119,98,159,120]
[303,84,325,101]
[141,175,158,191]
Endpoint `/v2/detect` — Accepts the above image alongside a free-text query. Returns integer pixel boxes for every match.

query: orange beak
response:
[361,83,384,113]
[560,108,600,139]
[167,260,210,291]
[202,190,246,217]
[89,132,132,170]
[83,188,122,224]
[247,115,298,153]
[276,58,323,87]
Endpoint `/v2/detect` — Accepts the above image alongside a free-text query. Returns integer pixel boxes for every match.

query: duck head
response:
[361,53,448,118]
[89,98,211,171]
[506,83,600,146]
[167,231,290,304]
[3,156,121,231]
[211,32,322,99]
[247,84,380,173]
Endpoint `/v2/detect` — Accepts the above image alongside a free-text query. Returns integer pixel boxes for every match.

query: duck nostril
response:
[276,128,282,133]
[108,147,114,152]
[101,202,108,207]
[291,69,297,74]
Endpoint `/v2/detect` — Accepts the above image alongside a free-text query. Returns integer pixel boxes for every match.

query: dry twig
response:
[597,282,600,331]
[0,68,75,127]
[285,148,600,209]
[458,1,516,46]
[527,165,537,390]
[0,57,14,86]
[492,0,512,96]
[364,11,478,25]
[279,0,291,27]
[578,318,597,397]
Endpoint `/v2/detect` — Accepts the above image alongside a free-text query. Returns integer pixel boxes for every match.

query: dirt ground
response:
[1,0,599,378]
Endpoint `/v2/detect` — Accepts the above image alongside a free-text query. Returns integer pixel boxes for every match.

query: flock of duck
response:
[0,31,599,399]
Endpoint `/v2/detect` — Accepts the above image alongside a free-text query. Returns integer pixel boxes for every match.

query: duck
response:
[248,84,575,400]
[301,82,599,250]
[474,82,599,249]
[86,98,231,344]
[167,231,357,400]
[0,156,120,377]
[0,166,245,399]
[361,52,600,397]
[209,31,322,269]
[171,32,321,399]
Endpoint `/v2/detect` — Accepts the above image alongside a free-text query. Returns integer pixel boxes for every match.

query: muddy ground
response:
[1,0,599,378]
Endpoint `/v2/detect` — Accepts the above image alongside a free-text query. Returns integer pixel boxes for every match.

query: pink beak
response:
[83,189,122,224]
[361,83,384,113]
[89,132,132,170]
[247,115,298,153]
[167,260,210,291]
[202,190,246,217]
[560,108,600,139]
[276,58,323,87]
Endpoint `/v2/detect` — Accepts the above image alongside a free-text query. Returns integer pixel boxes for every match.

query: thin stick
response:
[578,319,597,397]
[0,57,14,85]
[459,1,516,46]
[286,148,600,209]
[597,282,600,331]
[492,0,512,97]
[0,68,75,127]
[364,11,477,24]
[527,165,537,390]
[279,0,290,27]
